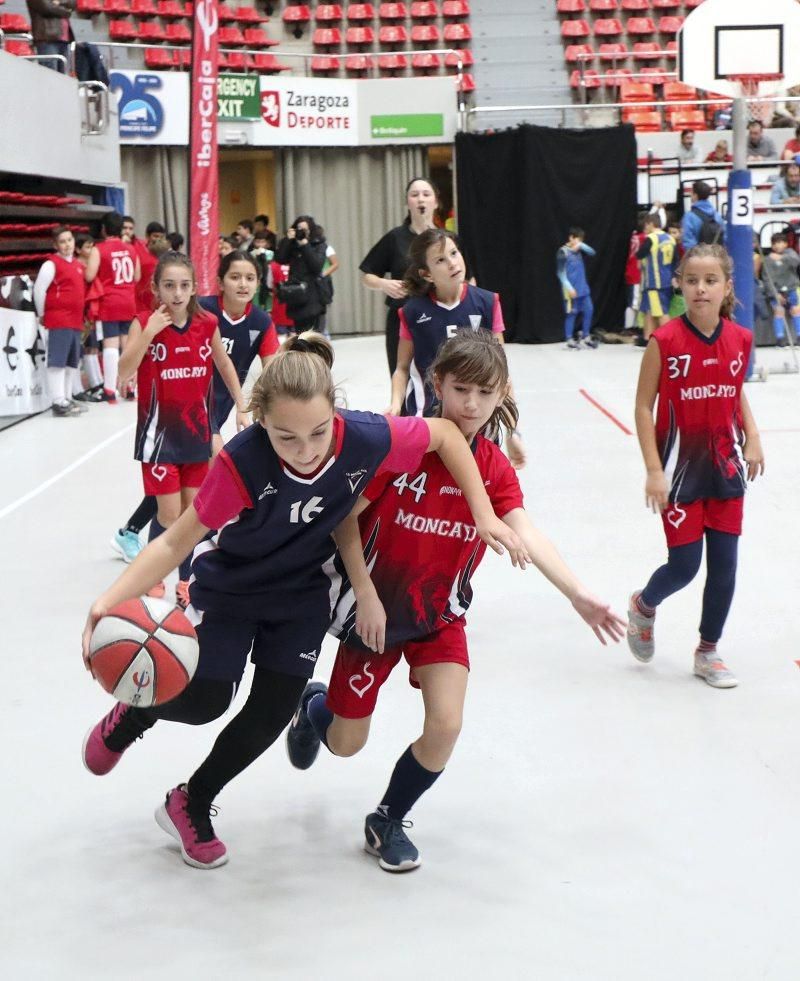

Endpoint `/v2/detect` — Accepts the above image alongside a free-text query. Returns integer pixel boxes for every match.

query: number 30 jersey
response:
[652,316,752,503]
[330,435,523,651]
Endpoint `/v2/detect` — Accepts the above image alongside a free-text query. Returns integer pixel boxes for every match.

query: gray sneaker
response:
[52,401,80,417]
[693,650,738,689]
[565,338,581,350]
[627,591,655,663]
[69,398,89,414]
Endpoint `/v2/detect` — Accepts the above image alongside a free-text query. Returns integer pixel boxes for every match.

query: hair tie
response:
[292,338,310,353]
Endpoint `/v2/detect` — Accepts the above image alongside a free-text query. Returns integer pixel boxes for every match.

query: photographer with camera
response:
[275,215,328,333]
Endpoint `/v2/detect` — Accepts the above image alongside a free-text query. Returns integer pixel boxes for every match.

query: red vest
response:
[42,254,86,329]
[134,239,158,312]
[96,238,137,321]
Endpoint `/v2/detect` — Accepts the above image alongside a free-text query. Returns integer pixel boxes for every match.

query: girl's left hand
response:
[506,433,527,470]
[476,516,531,568]
[571,592,627,646]
[744,434,765,481]
[355,587,386,654]
[235,409,250,432]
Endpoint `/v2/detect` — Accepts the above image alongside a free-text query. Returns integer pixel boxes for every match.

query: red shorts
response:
[661,497,744,547]
[326,618,469,720]
[141,461,209,496]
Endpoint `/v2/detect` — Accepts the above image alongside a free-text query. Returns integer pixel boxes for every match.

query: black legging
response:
[385,307,401,375]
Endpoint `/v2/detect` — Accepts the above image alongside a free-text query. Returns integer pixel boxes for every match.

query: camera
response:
[295,227,308,241]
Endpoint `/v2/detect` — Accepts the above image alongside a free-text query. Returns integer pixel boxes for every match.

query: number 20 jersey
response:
[653,316,752,503]
[330,435,523,652]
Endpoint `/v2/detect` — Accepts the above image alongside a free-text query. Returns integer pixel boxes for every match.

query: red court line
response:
[578,389,633,436]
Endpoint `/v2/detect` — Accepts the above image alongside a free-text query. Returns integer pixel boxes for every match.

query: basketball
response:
[88,597,199,708]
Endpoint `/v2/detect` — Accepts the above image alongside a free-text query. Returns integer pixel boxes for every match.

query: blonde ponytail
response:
[248,331,335,422]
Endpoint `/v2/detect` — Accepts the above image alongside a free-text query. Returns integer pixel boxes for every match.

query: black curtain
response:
[456,124,638,343]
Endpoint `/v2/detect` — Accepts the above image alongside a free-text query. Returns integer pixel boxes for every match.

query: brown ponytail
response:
[248,331,335,422]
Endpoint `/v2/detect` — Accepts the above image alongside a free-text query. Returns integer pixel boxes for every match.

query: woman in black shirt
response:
[275,215,328,333]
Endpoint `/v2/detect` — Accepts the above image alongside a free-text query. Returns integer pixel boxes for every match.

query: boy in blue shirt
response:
[557,228,597,350]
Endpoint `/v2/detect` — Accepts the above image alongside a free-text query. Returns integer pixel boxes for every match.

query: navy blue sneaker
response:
[364,810,421,873]
[285,681,327,770]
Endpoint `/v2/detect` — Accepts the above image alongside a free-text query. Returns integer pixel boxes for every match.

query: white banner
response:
[0,285,49,416]
[258,76,357,146]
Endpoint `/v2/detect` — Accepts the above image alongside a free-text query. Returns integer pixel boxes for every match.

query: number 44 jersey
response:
[653,316,753,503]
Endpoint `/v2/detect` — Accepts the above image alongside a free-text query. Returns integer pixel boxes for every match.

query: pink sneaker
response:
[155,785,228,869]
[82,702,146,775]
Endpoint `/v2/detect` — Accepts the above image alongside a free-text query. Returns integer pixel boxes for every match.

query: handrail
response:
[0,29,34,47]
[79,80,110,136]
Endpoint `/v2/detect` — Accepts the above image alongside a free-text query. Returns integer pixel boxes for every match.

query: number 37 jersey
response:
[652,316,752,503]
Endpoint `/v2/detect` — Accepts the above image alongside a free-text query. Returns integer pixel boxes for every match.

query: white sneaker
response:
[693,649,738,689]
[565,338,581,350]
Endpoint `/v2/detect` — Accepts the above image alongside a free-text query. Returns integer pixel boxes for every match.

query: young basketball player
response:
[761,232,800,347]
[117,252,247,610]
[636,215,676,347]
[390,228,526,469]
[85,211,141,402]
[33,226,87,416]
[285,331,625,872]
[81,333,528,870]
[627,244,765,688]
[557,227,597,349]
[111,250,280,566]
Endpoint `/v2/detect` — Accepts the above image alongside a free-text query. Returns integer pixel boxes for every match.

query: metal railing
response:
[79,80,110,136]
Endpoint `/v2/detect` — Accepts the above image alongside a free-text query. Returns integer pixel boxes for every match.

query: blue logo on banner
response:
[110,73,165,137]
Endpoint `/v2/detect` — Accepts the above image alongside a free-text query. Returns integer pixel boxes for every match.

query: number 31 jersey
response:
[330,435,524,652]
[652,316,752,503]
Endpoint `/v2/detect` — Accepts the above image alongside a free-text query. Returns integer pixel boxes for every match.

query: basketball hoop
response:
[728,72,784,99]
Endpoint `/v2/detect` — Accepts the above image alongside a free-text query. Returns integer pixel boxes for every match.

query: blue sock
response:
[307,691,333,749]
[792,314,800,339]
[773,315,786,339]
[148,518,165,543]
[378,745,442,821]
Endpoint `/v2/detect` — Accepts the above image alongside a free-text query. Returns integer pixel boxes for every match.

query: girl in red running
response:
[118,252,247,609]
[285,330,625,873]
[627,244,765,689]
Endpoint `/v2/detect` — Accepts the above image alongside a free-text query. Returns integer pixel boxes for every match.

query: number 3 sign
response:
[730,188,753,226]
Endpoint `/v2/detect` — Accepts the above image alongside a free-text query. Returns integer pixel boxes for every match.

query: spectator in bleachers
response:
[771,87,800,129]
[713,105,733,130]
[705,140,732,164]
[235,219,255,251]
[769,163,800,205]
[781,122,800,161]
[682,181,725,252]
[676,129,699,164]
[26,0,75,73]
[746,120,777,161]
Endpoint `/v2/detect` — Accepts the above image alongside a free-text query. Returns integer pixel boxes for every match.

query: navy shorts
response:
[84,328,99,350]
[185,593,332,684]
[47,329,82,368]
[100,319,131,339]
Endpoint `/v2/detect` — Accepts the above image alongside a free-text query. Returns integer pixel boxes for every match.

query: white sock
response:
[624,307,635,329]
[85,353,102,388]
[69,367,83,396]
[102,347,119,393]
[47,367,67,404]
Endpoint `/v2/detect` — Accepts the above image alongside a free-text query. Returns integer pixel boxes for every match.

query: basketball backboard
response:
[678,0,800,98]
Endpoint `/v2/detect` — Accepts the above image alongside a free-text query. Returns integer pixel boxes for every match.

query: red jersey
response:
[626,232,642,286]
[133,239,158,312]
[270,261,294,329]
[653,316,752,503]
[42,254,85,329]
[134,311,217,465]
[330,435,524,651]
[95,238,137,320]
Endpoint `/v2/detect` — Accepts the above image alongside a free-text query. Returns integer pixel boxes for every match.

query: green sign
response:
[370,114,444,139]
[218,74,261,120]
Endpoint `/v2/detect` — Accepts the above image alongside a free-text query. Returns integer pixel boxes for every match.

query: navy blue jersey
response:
[190,410,396,617]
[199,296,278,428]
[398,284,503,416]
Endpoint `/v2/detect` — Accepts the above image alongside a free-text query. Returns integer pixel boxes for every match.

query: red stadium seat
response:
[410,1,438,18]
[218,25,246,45]
[589,0,617,10]
[626,17,656,35]
[458,73,475,92]
[657,16,683,35]
[639,65,668,85]
[378,53,409,72]
[620,80,654,101]
[593,18,623,37]
[137,21,166,41]
[347,3,376,20]
[217,2,237,21]
[165,22,191,42]
[561,19,589,38]
[664,40,677,58]
[4,40,34,56]
[598,42,628,61]
[412,52,441,70]
[557,0,586,11]
[663,81,697,101]
[632,41,660,60]
[604,67,632,87]
[570,68,601,88]
[77,0,105,13]
[344,54,374,71]
[345,26,375,45]
[443,22,471,42]
[176,47,191,67]
[157,0,185,16]
[379,2,407,18]
[442,0,469,16]
[684,0,704,7]
[131,0,158,14]
[410,24,440,43]
[311,54,341,72]
[313,27,342,46]
[234,5,265,22]
[378,25,408,44]
[669,109,705,130]
[243,27,278,46]
[251,53,290,72]
[283,5,311,38]
[316,4,343,21]
[223,51,247,71]
[625,110,662,131]
[652,0,680,8]
[144,47,174,67]
[564,43,594,63]
[621,0,649,7]
[0,12,30,28]
[108,19,137,40]
[102,0,130,13]
[445,48,473,66]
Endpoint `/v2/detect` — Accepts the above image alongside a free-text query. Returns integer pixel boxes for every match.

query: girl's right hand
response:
[645,470,669,513]
[476,515,531,568]
[146,305,172,335]
[82,600,109,673]
[383,279,407,300]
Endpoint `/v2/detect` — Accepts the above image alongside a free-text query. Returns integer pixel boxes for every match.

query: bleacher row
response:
[556,0,727,130]
[0,193,98,276]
